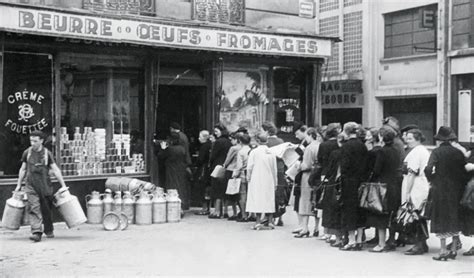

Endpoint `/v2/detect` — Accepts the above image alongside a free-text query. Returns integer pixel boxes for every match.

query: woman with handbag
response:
[461,151,474,256]
[367,128,401,253]
[294,128,321,238]
[208,124,232,219]
[424,126,469,261]
[291,123,308,234]
[400,129,430,255]
[318,123,341,241]
[339,122,368,251]
[223,132,242,220]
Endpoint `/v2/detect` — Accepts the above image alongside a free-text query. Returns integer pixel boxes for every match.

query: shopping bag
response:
[210,165,226,179]
[358,182,388,214]
[226,178,241,195]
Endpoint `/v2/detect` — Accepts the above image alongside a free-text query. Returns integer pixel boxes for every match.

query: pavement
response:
[1,208,473,277]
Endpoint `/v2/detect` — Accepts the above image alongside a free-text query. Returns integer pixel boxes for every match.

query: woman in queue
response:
[425,126,469,261]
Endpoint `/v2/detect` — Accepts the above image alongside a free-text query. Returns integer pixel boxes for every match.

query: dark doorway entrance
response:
[155,85,205,141]
[322,108,362,127]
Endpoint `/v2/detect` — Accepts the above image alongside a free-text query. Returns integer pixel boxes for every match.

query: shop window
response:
[59,63,145,177]
[0,52,53,177]
[273,67,305,135]
[384,4,437,58]
[383,98,436,145]
[219,70,267,135]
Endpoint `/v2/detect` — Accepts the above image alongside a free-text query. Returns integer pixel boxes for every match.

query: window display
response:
[59,62,145,177]
[0,52,53,177]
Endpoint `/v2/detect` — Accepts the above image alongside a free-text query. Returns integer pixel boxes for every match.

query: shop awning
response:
[0,3,335,59]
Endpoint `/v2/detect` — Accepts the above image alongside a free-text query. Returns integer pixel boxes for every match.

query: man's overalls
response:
[24,147,54,235]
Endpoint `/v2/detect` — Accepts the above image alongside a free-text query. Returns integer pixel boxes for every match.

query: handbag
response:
[226,178,241,195]
[420,187,433,219]
[460,178,474,210]
[210,165,226,179]
[358,182,388,214]
[312,179,341,210]
[308,165,322,187]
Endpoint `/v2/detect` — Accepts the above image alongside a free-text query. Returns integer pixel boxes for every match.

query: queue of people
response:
[158,118,474,261]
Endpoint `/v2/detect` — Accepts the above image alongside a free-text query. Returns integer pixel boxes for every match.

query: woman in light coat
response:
[246,132,278,230]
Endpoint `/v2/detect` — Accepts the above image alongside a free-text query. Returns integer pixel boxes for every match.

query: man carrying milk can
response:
[14,131,67,242]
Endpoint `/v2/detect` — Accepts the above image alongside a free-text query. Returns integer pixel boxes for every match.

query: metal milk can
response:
[54,187,87,228]
[152,191,167,224]
[85,191,103,224]
[166,189,181,223]
[102,189,113,216]
[1,191,26,230]
[122,191,135,224]
[112,191,123,212]
[134,191,152,225]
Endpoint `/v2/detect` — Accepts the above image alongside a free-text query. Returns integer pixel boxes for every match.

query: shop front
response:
[451,56,474,144]
[0,3,333,213]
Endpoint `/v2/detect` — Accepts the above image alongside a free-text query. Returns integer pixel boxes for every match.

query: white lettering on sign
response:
[0,6,332,58]
[4,89,49,134]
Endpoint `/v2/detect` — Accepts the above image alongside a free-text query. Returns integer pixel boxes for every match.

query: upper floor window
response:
[384,4,437,58]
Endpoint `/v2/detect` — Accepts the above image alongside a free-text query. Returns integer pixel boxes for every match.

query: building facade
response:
[0,0,334,210]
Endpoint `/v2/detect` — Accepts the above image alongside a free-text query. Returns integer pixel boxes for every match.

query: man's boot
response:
[29,232,42,242]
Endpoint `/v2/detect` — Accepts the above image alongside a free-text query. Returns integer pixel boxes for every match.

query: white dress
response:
[401,145,430,210]
[246,145,277,213]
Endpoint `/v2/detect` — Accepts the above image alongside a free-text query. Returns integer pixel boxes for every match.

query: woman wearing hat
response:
[424,126,469,261]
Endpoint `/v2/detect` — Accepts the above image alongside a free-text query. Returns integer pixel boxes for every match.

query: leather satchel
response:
[358,182,388,214]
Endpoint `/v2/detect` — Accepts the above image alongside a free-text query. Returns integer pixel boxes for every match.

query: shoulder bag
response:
[358,181,388,214]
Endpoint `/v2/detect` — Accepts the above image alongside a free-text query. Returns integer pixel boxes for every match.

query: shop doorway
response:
[155,85,205,141]
[322,108,362,127]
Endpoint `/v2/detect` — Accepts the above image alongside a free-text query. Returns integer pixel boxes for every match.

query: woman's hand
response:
[160,141,168,150]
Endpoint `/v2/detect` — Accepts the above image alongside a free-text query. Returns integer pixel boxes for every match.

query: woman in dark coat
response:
[367,128,401,252]
[157,132,190,210]
[318,123,341,241]
[339,122,368,251]
[208,124,232,219]
[425,126,469,261]
[462,152,474,256]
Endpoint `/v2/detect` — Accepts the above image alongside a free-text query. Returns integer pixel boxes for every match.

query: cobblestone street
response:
[1,209,473,277]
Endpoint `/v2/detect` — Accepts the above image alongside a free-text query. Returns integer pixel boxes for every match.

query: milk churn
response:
[102,189,113,216]
[152,190,167,224]
[122,191,135,224]
[54,187,87,228]
[85,191,103,224]
[1,191,26,230]
[112,191,123,212]
[135,191,152,225]
[166,189,181,223]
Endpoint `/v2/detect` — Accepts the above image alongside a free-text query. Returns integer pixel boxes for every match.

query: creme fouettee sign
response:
[5,89,49,134]
[0,5,331,58]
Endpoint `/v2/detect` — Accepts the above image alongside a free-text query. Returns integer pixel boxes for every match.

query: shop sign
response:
[0,5,332,58]
[4,89,49,134]
[299,0,315,19]
[275,98,300,133]
[321,80,363,108]
[83,0,155,15]
[193,0,245,25]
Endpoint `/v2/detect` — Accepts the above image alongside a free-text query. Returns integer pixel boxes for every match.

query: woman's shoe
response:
[292,228,303,234]
[252,224,264,230]
[208,214,222,219]
[368,245,384,253]
[366,237,379,245]
[294,231,310,238]
[447,241,462,251]
[319,234,330,241]
[382,244,396,252]
[312,230,319,237]
[354,243,363,251]
[236,217,249,222]
[223,213,229,219]
[432,252,451,261]
[447,251,457,260]
[340,243,358,251]
[228,215,238,221]
[330,242,344,248]
[463,247,474,256]
[395,238,406,247]
[404,246,425,255]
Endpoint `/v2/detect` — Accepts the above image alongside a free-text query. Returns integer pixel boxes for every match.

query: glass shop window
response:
[0,52,53,178]
[272,67,305,135]
[59,62,145,177]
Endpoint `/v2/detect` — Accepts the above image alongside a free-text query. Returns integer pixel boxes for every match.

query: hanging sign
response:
[275,98,300,133]
[0,5,332,58]
[4,89,49,134]
[299,0,315,19]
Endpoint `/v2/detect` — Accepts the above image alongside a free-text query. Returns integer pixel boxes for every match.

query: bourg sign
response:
[0,5,332,58]
[321,80,363,108]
